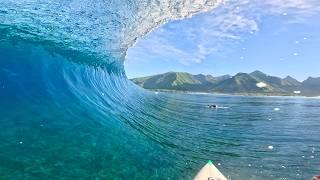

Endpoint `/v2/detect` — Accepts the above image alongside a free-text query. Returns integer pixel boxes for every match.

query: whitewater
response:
[0,0,319,179]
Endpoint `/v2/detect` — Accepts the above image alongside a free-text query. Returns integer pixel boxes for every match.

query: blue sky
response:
[125,0,320,81]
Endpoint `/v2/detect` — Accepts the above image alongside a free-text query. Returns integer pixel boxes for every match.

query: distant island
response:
[130,71,320,97]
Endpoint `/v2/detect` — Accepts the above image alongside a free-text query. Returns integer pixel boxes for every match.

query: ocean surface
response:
[1,0,320,179]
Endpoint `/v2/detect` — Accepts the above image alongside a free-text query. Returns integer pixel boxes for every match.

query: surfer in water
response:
[207,104,218,109]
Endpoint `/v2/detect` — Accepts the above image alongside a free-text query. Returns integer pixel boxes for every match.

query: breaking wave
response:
[1,0,319,179]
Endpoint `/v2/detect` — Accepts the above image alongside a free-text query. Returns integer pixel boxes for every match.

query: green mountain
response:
[301,77,320,96]
[210,71,303,95]
[131,71,320,97]
[211,73,284,94]
[283,76,301,86]
[131,72,230,91]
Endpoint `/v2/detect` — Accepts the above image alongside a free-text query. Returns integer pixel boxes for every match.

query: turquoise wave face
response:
[1,0,320,179]
[0,41,179,178]
[1,41,320,179]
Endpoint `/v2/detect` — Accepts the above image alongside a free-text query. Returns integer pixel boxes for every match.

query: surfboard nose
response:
[313,175,320,180]
[194,160,227,180]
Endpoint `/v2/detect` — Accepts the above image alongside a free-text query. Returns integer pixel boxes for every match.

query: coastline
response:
[148,89,320,99]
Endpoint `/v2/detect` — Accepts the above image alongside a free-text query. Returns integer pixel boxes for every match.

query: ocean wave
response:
[0,0,223,65]
[1,0,319,179]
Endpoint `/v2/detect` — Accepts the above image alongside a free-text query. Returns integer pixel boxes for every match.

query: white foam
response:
[217,106,230,109]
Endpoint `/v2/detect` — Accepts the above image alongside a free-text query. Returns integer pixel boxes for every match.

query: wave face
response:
[1,0,320,179]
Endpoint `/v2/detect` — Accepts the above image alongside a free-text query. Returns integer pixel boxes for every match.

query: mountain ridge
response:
[131,71,320,97]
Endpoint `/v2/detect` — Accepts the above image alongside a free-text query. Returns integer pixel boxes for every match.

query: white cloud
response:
[130,34,202,65]
[263,0,320,14]
[261,0,320,23]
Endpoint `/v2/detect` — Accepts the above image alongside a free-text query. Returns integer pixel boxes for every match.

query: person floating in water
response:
[207,104,218,109]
